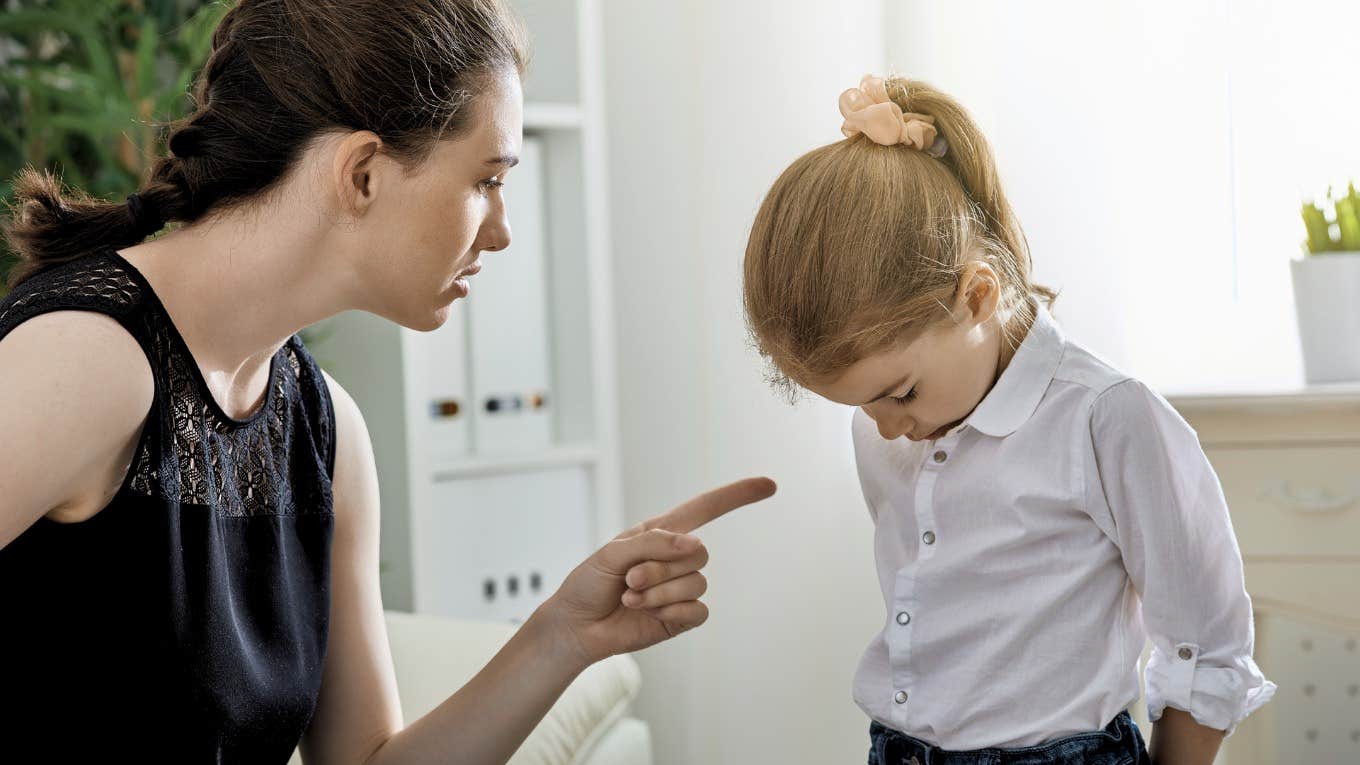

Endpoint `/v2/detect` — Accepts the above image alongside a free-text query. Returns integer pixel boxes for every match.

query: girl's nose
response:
[864,406,911,441]
[876,420,909,441]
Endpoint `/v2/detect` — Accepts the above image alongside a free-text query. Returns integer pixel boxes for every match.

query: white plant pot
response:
[1290,251,1360,383]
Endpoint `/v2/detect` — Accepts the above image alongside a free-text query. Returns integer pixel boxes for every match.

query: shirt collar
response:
[959,301,1066,439]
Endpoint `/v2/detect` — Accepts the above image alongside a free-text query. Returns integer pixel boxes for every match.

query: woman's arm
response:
[296,373,403,764]
[0,311,152,548]
[302,372,775,765]
[1149,707,1225,765]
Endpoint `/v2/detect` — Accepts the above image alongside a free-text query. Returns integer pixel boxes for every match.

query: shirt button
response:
[933,450,947,463]
[894,690,908,704]
[922,530,936,545]
[896,611,911,625]
[1178,647,1194,660]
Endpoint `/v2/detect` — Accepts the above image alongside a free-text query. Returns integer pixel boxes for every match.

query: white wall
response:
[887,0,1360,393]
[602,1,888,762]
[602,1,1360,761]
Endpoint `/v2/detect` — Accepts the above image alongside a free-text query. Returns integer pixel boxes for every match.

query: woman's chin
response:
[398,301,458,333]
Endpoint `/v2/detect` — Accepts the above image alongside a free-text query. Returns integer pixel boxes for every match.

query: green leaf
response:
[1337,197,1360,251]
[0,9,123,97]
[178,1,228,62]
[0,8,88,37]
[0,66,130,116]
[135,17,161,105]
[1301,202,1332,255]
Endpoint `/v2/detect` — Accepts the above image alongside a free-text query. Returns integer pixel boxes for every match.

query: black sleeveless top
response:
[0,250,336,763]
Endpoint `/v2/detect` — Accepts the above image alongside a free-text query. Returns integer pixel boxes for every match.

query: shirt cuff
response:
[1145,642,1278,736]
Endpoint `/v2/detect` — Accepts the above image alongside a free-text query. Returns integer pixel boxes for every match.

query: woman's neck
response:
[117,205,361,418]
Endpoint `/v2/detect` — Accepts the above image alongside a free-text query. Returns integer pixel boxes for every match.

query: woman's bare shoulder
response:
[0,310,154,546]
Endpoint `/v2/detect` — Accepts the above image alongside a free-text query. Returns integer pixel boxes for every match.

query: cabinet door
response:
[417,466,594,622]
[407,315,472,466]
[467,136,554,455]
[1203,445,1360,558]
[1225,601,1360,764]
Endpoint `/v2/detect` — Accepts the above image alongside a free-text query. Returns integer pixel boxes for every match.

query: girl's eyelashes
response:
[479,178,505,190]
[892,386,917,405]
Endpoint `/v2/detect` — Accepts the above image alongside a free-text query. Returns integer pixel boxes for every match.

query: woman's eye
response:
[480,178,505,190]
[892,386,917,404]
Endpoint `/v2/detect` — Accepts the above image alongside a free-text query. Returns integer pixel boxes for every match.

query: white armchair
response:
[290,611,652,765]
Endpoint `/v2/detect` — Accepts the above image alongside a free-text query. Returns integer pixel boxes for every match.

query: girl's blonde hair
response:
[743,78,1056,399]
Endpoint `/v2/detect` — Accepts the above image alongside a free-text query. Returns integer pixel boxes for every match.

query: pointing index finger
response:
[637,477,777,536]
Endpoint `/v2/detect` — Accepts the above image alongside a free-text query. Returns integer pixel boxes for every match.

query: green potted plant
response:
[0,0,227,297]
[1293,183,1360,383]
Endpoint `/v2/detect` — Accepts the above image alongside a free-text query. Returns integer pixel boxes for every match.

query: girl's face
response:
[348,70,523,330]
[806,268,1009,442]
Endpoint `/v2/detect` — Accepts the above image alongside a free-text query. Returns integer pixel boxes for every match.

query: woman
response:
[0,1,775,762]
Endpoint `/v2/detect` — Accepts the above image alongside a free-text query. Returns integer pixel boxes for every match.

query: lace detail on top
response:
[0,252,335,518]
[0,260,142,328]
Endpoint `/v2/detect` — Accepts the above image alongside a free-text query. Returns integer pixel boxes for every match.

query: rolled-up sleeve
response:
[1088,379,1276,735]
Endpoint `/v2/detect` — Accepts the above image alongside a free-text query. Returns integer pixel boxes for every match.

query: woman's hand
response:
[534,477,777,667]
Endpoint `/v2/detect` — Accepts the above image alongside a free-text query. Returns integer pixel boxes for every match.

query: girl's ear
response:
[952,260,1001,326]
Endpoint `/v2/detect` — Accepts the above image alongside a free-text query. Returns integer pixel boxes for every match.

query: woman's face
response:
[352,71,523,330]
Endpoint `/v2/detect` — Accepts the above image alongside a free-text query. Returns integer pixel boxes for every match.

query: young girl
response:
[743,75,1275,765]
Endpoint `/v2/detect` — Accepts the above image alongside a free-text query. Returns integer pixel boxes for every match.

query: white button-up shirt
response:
[851,303,1275,749]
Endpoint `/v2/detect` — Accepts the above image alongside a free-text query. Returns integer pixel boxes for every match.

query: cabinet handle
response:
[1259,480,1359,514]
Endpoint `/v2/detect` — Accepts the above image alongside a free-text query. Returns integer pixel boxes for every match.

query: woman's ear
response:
[329,130,385,219]
[952,261,1001,325]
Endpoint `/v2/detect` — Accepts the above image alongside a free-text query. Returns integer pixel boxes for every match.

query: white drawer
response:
[1242,561,1360,627]
[1205,445,1360,559]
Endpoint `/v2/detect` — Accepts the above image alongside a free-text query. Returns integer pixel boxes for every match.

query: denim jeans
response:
[868,711,1152,765]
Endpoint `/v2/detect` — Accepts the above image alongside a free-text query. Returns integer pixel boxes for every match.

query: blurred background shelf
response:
[430,444,601,481]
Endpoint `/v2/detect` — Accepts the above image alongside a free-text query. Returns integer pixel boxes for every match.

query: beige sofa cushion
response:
[384,611,643,764]
[289,611,643,764]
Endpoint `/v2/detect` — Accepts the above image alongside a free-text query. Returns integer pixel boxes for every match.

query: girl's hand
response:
[535,477,777,667]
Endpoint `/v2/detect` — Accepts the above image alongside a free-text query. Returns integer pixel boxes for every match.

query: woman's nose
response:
[477,206,512,253]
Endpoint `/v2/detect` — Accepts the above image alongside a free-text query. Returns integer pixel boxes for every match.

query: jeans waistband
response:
[869,711,1143,765]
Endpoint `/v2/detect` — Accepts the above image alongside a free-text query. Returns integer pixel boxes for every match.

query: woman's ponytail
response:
[2,166,192,288]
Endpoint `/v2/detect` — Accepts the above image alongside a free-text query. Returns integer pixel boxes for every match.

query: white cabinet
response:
[466,137,553,457]
[419,468,594,622]
[309,0,621,621]
[1169,386,1360,764]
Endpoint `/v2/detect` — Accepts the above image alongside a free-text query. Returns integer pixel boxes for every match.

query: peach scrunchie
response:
[838,74,947,157]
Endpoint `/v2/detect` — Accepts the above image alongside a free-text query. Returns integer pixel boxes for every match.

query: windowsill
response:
[1163,381,1360,413]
